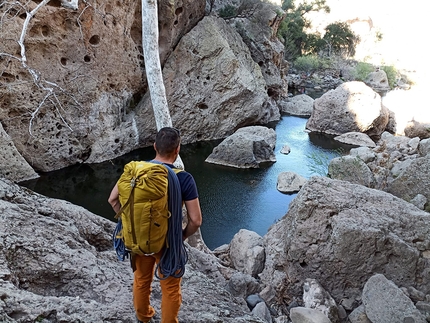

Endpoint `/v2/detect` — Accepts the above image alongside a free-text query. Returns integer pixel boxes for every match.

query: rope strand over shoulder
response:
[152,161,188,279]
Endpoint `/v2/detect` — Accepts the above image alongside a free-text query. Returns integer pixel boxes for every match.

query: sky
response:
[268,0,429,85]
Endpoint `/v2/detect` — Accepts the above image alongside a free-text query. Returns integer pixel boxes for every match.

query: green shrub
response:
[380,65,397,89]
[352,62,374,81]
[306,147,344,177]
[218,4,237,19]
[293,55,320,72]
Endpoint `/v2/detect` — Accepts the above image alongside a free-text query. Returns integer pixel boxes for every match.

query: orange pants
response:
[133,251,182,323]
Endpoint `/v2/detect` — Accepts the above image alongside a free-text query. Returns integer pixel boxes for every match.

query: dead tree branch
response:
[0,0,84,136]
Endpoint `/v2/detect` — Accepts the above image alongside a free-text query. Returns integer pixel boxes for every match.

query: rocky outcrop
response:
[205,126,276,168]
[229,2,287,99]
[2,172,430,322]
[329,132,430,210]
[0,177,266,323]
[286,71,344,95]
[364,69,391,96]
[0,0,282,179]
[260,176,430,314]
[0,0,205,174]
[0,177,136,321]
[306,81,390,139]
[0,123,39,182]
[209,0,288,100]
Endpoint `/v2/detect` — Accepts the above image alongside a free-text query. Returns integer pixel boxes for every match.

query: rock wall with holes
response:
[0,0,206,174]
[0,0,286,178]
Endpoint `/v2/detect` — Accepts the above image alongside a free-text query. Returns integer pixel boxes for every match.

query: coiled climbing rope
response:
[153,162,188,279]
[113,218,130,261]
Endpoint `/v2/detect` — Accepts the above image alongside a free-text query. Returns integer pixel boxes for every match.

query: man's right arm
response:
[182,198,202,240]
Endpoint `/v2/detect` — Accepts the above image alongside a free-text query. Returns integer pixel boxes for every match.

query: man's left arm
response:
[182,198,202,240]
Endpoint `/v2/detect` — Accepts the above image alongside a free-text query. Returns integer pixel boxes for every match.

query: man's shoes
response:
[137,318,154,323]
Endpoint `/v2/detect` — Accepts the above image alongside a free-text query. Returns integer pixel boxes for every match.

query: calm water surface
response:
[21,116,347,250]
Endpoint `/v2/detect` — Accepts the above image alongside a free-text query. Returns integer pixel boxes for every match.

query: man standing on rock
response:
[108,127,203,323]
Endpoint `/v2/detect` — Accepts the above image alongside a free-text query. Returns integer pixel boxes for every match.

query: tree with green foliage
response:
[321,22,359,57]
[278,0,330,60]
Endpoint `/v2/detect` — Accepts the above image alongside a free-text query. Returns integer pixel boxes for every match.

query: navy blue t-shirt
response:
[165,164,198,201]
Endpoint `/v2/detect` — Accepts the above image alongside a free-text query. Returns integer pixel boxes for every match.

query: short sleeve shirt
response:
[166,164,199,201]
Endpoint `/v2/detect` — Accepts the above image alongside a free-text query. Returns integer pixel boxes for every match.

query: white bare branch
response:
[29,91,51,136]
[18,0,51,64]
[50,95,74,132]
[76,4,90,40]
[1,0,86,136]
[0,52,21,61]
[1,1,25,29]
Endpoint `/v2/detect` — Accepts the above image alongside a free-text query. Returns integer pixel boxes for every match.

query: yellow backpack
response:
[114,161,180,255]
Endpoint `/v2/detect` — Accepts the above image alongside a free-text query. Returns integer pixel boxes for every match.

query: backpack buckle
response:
[130,177,137,188]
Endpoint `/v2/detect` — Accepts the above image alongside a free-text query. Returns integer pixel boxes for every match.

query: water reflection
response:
[20,116,348,250]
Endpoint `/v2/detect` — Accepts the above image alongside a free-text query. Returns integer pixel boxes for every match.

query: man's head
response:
[154,127,181,157]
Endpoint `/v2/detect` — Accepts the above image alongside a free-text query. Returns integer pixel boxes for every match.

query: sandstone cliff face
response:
[0,0,285,179]
[0,0,207,174]
[1,0,145,172]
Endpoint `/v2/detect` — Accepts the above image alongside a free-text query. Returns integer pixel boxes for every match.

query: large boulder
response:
[280,94,314,117]
[229,229,266,277]
[333,132,376,148]
[209,0,288,100]
[161,16,278,144]
[362,274,426,323]
[382,88,430,137]
[276,172,307,193]
[305,81,390,138]
[404,120,430,140]
[261,176,430,309]
[205,126,276,168]
[328,155,376,188]
[387,154,430,209]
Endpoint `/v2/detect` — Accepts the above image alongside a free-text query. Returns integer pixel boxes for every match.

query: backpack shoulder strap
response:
[114,179,136,220]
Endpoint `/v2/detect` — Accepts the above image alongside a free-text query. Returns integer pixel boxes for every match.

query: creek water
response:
[20,115,349,250]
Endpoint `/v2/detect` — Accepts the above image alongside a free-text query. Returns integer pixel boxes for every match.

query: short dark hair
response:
[155,127,181,156]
